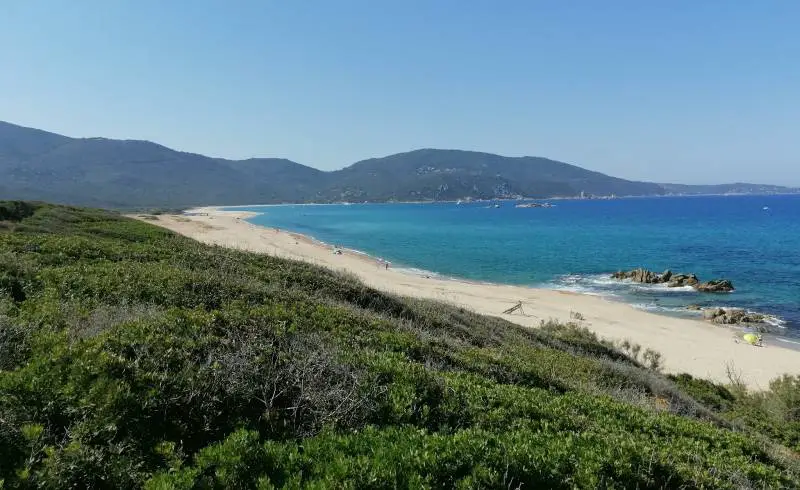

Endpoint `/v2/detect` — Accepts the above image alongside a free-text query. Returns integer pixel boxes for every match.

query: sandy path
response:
[135,207,800,388]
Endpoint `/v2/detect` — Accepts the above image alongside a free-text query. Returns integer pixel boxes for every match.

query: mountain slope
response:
[0,122,321,208]
[0,120,72,160]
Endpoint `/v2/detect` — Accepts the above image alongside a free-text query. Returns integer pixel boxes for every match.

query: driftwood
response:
[502,301,525,315]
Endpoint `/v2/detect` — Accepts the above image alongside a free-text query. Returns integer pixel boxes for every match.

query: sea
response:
[229,195,800,342]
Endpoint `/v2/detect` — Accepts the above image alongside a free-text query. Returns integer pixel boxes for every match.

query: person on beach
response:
[385,261,390,270]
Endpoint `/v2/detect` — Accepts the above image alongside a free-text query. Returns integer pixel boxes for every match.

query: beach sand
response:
[136,207,800,388]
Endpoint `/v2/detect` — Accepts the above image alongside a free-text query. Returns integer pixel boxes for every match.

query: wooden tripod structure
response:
[502,301,525,315]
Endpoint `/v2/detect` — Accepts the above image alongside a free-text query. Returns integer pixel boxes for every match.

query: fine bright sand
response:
[139,207,800,388]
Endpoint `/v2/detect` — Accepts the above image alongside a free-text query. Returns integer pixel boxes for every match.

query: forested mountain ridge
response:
[2,121,796,208]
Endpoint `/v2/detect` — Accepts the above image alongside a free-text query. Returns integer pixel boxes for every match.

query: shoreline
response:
[135,206,800,388]
[219,205,794,333]
[195,191,800,210]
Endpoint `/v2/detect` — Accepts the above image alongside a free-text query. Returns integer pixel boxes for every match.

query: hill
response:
[326,149,662,201]
[1,121,797,208]
[1,201,799,488]
[0,122,324,208]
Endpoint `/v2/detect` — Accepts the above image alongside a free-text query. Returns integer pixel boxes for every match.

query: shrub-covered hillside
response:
[0,201,798,488]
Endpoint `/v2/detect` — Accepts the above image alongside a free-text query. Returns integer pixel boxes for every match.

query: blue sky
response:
[2,1,798,184]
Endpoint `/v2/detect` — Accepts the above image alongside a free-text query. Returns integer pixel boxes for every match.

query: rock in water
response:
[633,269,657,283]
[611,268,666,284]
[695,279,735,293]
[703,308,726,320]
[667,274,699,287]
[610,268,730,290]
[702,307,763,325]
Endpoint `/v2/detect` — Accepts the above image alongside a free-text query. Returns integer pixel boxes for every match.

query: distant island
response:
[2,120,798,209]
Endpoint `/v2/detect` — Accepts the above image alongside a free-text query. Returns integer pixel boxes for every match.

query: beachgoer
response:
[385,261,390,270]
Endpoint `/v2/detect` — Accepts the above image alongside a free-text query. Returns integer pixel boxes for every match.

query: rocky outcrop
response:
[666,274,699,288]
[610,268,733,292]
[611,268,671,284]
[702,308,764,325]
[695,279,735,293]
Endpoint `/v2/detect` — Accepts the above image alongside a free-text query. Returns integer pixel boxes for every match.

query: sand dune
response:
[138,207,800,388]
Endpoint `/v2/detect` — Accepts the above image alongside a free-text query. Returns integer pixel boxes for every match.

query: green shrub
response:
[669,374,736,412]
[0,201,38,222]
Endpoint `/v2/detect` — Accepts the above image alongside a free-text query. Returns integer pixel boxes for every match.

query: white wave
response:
[629,284,698,293]
[556,274,621,287]
[762,315,787,328]
[546,282,617,298]
[631,303,701,315]
[586,277,627,287]
[343,247,373,258]
[394,267,441,279]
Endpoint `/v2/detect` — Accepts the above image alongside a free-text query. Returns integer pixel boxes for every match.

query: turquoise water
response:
[232,195,800,339]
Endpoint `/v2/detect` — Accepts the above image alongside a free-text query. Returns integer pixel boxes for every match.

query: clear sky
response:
[2,1,799,185]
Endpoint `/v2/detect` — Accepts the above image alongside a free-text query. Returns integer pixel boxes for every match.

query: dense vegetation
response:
[1,201,799,488]
[0,121,680,208]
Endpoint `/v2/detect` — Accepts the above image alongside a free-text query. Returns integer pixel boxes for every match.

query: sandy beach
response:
[137,207,800,388]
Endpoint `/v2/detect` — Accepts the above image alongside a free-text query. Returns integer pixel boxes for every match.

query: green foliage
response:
[670,373,800,452]
[642,348,664,372]
[729,375,800,452]
[0,202,798,488]
[669,373,737,412]
[0,201,38,223]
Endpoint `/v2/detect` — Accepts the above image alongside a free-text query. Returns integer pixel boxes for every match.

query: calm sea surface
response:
[232,195,800,340]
